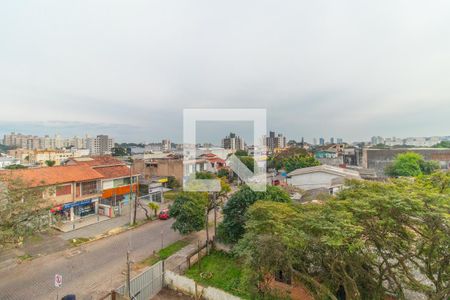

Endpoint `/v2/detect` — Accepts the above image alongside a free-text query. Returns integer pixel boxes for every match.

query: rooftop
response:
[288,165,361,179]
[0,165,104,187]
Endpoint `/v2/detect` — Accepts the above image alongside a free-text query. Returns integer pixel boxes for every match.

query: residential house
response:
[66,156,139,218]
[287,165,361,195]
[0,165,103,223]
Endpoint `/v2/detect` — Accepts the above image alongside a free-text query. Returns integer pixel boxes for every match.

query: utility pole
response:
[126,251,131,298]
[133,175,139,225]
[213,192,217,239]
[205,206,209,255]
[128,159,134,226]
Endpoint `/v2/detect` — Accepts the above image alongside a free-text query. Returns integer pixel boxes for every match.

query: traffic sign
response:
[55,274,63,288]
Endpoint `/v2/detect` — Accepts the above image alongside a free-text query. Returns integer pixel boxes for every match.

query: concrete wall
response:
[165,271,241,300]
[165,270,201,296]
[287,172,341,191]
[363,148,450,176]
[317,156,344,167]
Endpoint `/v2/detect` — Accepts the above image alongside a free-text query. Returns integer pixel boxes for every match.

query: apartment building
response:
[222,132,245,152]
[266,131,287,153]
[86,135,114,155]
[8,148,90,166]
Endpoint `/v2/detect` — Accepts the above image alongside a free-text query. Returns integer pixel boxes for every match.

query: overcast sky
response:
[1,0,450,143]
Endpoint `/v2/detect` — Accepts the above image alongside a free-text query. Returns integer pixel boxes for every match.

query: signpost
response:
[55,274,62,299]
[55,274,63,287]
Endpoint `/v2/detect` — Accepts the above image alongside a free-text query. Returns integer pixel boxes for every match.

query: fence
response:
[115,260,164,300]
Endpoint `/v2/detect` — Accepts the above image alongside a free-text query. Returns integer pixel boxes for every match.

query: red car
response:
[158,208,170,220]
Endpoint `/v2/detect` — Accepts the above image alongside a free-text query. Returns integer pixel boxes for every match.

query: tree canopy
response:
[170,172,230,236]
[4,164,28,170]
[268,147,319,172]
[385,152,439,177]
[217,185,291,244]
[236,175,450,299]
[432,141,450,148]
[0,177,52,247]
[169,191,208,235]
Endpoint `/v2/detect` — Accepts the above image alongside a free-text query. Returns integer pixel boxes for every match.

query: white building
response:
[196,147,232,160]
[87,135,114,155]
[162,139,171,152]
[287,165,361,195]
[0,157,21,169]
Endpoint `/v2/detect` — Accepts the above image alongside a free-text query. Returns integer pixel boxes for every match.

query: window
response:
[56,184,71,196]
[81,181,98,195]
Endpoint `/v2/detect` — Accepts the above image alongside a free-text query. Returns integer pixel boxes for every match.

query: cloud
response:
[0,0,449,143]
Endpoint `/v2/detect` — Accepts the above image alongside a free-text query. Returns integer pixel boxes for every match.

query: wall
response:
[317,156,344,167]
[165,271,241,300]
[287,172,342,191]
[363,148,450,177]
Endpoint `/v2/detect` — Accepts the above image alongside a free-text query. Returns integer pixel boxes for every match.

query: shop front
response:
[99,184,137,217]
[51,198,99,222]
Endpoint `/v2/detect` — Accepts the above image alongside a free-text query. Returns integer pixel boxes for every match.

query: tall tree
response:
[385,152,439,177]
[236,176,450,299]
[0,177,52,247]
[218,185,291,244]
[170,172,230,247]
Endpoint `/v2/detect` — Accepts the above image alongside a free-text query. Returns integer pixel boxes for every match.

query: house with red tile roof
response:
[0,165,104,223]
[66,155,140,217]
[1,155,141,225]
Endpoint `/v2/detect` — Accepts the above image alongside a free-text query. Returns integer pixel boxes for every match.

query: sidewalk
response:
[0,199,171,271]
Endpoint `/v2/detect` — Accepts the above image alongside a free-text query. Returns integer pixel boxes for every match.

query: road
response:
[0,219,181,300]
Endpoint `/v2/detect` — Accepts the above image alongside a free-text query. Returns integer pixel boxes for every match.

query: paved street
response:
[0,218,181,300]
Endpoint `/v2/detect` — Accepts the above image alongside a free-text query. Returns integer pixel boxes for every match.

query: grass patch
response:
[70,237,91,247]
[185,250,250,299]
[17,253,32,262]
[135,240,189,269]
[163,191,179,201]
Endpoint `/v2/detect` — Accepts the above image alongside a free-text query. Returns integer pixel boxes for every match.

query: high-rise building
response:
[266,131,286,152]
[87,135,114,155]
[319,137,325,145]
[337,138,343,144]
[330,137,335,144]
[222,132,245,151]
[162,139,171,152]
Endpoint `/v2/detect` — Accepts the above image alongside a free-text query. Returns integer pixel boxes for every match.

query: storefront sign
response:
[63,199,92,210]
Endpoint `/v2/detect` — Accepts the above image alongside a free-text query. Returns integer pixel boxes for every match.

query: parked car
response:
[158,208,170,220]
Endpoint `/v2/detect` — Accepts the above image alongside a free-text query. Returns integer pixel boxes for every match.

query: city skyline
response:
[1,1,450,142]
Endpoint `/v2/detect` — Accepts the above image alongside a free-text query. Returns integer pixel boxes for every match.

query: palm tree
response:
[148,202,160,217]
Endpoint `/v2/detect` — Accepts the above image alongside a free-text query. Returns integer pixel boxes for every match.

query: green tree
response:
[385,152,439,177]
[170,192,208,235]
[147,201,160,217]
[234,150,248,157]
[268,147,319,172]
[217,168,230,178]
[4,164,27,170]
[283,155,320,173]
[111,146,128,156]
[0,177,52,247]
[218,185,291,244]
[237,177,450,299]
[237,156,255,173]
[166,176,180,189]
[170,173,231,247]
[45,160,56,167]
[432,141,450,148]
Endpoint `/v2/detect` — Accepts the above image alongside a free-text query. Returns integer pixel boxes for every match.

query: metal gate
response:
[116,260,164,300]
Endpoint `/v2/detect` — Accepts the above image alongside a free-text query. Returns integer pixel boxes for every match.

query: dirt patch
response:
[152,287,193,300]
